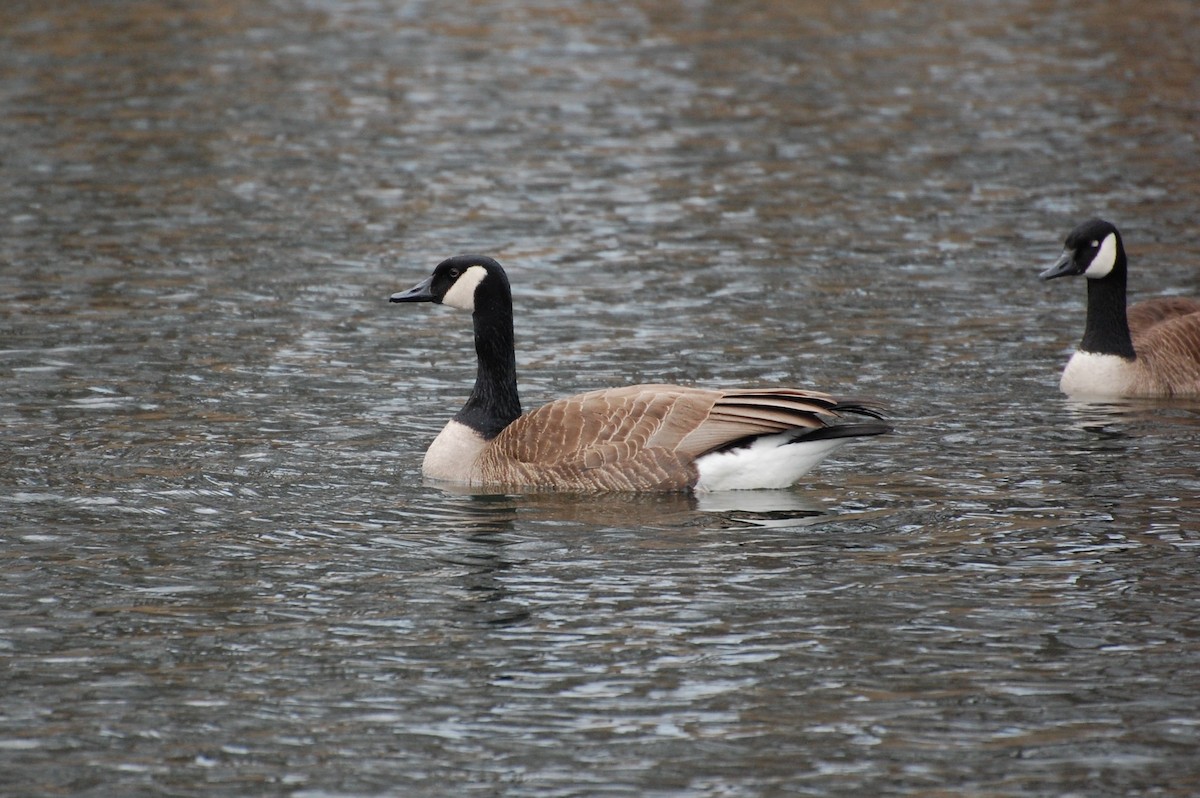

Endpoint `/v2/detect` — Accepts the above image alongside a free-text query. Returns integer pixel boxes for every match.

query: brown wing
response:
[675,388,852,454]
[1133,310,1200,396]
[477,384,866,490]
[1128,297,1200,336]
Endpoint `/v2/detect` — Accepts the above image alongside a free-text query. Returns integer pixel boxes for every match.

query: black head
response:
[389,255,510,312]
[1040,218,1124,281]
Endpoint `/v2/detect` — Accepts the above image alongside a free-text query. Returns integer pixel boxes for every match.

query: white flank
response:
[1083,232,1118,279]
[441,265,489,311]
[693,432,852,492]
[422,419,486,482]
[1059,350,1134,397]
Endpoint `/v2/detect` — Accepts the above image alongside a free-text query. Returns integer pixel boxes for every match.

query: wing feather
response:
[1133,310,1200,395]
[473,384,881,489]
[1128,297,1200,336]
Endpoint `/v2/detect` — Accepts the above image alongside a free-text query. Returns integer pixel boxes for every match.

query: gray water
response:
[3,1,1200,796]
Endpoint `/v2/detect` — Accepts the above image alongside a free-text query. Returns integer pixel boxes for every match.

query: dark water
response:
[3,1,1200,795]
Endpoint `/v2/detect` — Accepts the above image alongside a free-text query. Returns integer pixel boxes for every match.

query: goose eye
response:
[448,267,461,278]
[1090,240,1099,248]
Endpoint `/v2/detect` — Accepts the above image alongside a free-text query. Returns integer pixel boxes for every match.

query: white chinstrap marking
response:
[1083,233,1118,279]
[1059,350,1135,397]
[441,265,488,311]
[694,432,852,491]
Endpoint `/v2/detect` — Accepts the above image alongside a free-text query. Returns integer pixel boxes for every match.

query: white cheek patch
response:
[441,265,488,310]
[1083,232,1118,279]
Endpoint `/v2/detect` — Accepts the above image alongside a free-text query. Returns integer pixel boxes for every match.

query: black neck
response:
[454,287,522,438]
[1080,258,1136,360]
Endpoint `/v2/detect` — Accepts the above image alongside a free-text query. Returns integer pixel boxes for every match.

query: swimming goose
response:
[390,255,889,492]
[1041,218,1200,398]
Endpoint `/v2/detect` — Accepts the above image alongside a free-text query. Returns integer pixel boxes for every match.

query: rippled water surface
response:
[3,1,1200,795]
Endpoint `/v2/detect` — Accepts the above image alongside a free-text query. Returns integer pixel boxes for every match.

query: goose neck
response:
[1080,270,1135,360]
[456,296,522,438]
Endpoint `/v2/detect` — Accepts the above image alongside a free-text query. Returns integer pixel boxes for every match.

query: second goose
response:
[391,255,889,492]
[1041,218,1200,398]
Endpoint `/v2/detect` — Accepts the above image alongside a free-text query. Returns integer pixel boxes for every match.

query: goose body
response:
[391,256,889,492]
[1041,219,1200,398]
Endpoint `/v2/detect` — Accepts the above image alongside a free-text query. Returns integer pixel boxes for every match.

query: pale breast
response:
[1059,351,1137,398]
[421,420,488,483]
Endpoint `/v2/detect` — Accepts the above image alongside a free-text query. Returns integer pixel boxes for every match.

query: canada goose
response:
[390,255,890,492]
[1041,219,1200,398]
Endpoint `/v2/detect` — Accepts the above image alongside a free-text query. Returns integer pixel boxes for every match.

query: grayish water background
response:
[2,1,1199,795]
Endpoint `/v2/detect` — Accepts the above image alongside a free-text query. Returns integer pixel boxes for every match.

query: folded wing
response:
[478,385,881,490]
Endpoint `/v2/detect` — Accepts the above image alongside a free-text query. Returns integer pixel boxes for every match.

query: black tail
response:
[788,421,892,444]
[830,400,888,420]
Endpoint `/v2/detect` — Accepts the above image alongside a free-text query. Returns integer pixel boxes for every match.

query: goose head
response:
[389,255,511,313]
[1040,218,1125,282]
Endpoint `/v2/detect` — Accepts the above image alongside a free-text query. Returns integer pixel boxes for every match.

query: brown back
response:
[1132,306,1200,396]
[476,385,849,490]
